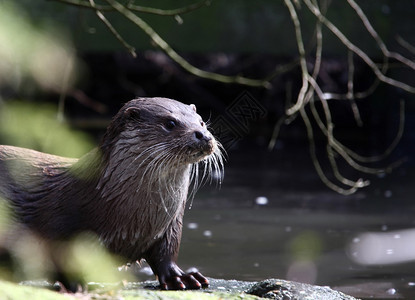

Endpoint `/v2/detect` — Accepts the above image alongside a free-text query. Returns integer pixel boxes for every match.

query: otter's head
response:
[101,98,221,167]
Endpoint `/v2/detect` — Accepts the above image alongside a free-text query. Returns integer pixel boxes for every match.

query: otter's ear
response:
[190,104,197,112]
[124,107,141,121]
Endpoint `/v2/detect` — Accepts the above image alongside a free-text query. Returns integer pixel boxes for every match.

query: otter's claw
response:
[160,272,209,290]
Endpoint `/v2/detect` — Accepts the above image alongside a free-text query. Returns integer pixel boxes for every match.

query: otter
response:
[0,97,223,290]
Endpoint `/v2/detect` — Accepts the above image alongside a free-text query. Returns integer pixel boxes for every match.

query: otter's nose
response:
[194,130,211,142]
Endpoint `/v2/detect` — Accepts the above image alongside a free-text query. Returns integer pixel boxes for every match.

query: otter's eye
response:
[200,121,205,127]
[165,120,176,130]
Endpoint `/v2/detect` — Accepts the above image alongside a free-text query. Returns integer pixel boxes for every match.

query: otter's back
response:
[0,145,76,201]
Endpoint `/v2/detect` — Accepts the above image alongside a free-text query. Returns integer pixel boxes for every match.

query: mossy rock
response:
[0,280,73,300]
[0,278,359,300]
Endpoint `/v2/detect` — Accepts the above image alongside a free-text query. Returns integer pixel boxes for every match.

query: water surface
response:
[140,145,415,299]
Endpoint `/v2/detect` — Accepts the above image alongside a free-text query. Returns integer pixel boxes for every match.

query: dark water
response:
[179,207,415,300]
[136,144,415,299]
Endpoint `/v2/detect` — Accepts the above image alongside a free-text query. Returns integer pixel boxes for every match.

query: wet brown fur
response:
[0,97,223,289]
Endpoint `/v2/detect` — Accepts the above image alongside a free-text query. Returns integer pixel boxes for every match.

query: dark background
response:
[1,1,415,298]
[4,0,414,206]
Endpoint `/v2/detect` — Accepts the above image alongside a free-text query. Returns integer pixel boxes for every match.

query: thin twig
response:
[57,58,74,122]
[347,0,415,71]
[269,81,293,150]
[346,50,363,127]
[308,75,371,185]
[284,0,310,116]
[309,76,404,172]
[55,0,274,87]
[303,0,415,94]
[105,0,270,87]
[396,35,415,55]
[282,0,371,192]
[300,105,362,195]
[127,0,211,16]
[343,99,406,164]
[264,58,301,82]
[52,0,211,16]
[308,2,365,188]
[89,0,136,57]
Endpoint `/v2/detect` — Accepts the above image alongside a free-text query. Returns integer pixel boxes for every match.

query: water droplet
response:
[203,230,212,237]
[381,4,391,15]
[386,288,396,295]
[187,222,198,229]
[386,249,394,255]
[353,237,360,243]
[393,234,401,239]
[285,226,292,233]
[408,282,415,286]
[381,225,388,231]
[255,196,269,206]
[377,172,386,178]
[384,190,393,198]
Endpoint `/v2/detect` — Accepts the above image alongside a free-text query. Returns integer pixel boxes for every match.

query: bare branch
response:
[89,0,136,57]
[53,0,410,194]
[283,0,310,116]
[300,105,364,195]
[396,35,415,56]
[278,0,409,194]
[104,0,270,88]
[127,0,212,16]
[343,99,406,164]
[346,50,363,127]
[303,0,415,93]
[269,81,294,150]
[281,0,372,193]
[347,0,415,71]
[309,77,405,172]
[52,0,212,16]
[52,0,107,10]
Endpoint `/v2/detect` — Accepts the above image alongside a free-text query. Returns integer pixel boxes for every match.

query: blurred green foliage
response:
[0,280,72,300]
[0,198,132,286]
[0,101,95,158]
[0,2,91,157]
[0,1,80,93]
[64,232,134,284]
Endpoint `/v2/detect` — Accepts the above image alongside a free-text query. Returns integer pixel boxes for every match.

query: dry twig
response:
[53,0,211,16]
[274,0,410,194]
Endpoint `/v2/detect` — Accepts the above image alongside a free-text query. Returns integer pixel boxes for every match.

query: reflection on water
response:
[349,229,415,266]
[176,207,415,299]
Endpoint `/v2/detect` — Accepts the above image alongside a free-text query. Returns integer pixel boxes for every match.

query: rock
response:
[8,278,358,300]
[246,279,359,299]
[121,278,358,300]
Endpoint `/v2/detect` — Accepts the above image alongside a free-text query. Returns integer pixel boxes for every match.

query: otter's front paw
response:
[157,263,209,290]
[160,271,209,290]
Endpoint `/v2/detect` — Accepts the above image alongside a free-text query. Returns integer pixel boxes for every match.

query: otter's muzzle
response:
[192,130,215,158]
